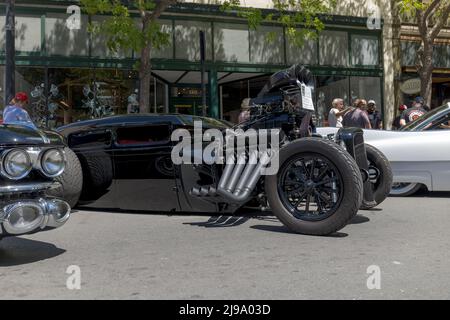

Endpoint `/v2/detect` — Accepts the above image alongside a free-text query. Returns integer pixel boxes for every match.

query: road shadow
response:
[0,237,65,267]
[396,191,450,199]
[250,224,348,237]
[184,215,251,228]
[349,214,370,224]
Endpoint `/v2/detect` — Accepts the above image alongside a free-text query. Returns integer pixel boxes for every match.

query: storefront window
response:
[214,23,249,63]
[0,66,5,109]
[249,26,284,64]
[401,41,420,66]
[45,13,89,56]
[151,20,174,59]
[15,15,41,53]
[319,30,348,66]
[350,76,382,118]
[351,34,379,66]
[0,15,5,52]
[433,44,450,68]
[174,20,212,61]
[90,16,132,58]
[316,76,350,126]
[286,33,318,65]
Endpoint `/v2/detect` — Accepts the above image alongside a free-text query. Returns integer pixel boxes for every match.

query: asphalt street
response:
[1,191,450,299]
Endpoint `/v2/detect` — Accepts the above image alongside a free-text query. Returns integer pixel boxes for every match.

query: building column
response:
[208,69,219,118]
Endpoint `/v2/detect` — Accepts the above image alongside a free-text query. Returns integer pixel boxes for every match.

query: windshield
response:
[400,103,450,131]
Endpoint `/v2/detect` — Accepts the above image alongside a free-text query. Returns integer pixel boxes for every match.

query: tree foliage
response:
[221,0,337,46]
[397,0,450,106]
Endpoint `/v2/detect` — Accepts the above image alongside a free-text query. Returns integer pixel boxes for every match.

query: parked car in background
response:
[0,124,74,240]
[317,103,450,196]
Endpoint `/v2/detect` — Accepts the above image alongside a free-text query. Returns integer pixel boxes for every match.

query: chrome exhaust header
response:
[0,198,71,236]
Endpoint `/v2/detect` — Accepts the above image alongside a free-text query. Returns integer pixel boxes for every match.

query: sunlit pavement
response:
[1,192,450,299]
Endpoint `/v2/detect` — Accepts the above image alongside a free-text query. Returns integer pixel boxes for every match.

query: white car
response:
[317,103,450,196]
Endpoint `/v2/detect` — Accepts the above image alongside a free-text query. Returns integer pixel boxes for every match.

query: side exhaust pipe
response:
[190,150,273,204]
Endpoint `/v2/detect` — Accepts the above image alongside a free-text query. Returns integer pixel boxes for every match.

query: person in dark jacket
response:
[392,105,407,130]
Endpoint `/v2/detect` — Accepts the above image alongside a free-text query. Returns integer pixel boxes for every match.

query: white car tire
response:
[390,183,422,197]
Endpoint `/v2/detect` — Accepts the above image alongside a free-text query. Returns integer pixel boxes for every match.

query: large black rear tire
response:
[265,138,363,235]
[47,147,83,208]
[77,151,113,200]
[360,144,393,209]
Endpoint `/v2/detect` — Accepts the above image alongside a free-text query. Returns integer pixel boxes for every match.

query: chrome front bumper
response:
[0,182,71,236]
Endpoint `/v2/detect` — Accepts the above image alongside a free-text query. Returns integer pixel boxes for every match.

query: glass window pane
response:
[351,34,379,66]
[45,13,89,56]
[152,20,173,59]
[350,76,382,116]
[286,33,318,65]
[15,15,41,52]
[433,44,450,68]
[0,66,4,109]
[0,15,5,53]
[319,30,348,66]
[90,16,132,58]
[174,20,211,61]
[401,41,419,66]
[316,76,349,126]
[250,26,284,64]
[214,23,249,63]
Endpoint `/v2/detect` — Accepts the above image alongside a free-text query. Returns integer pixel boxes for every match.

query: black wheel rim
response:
[277,153,344,221]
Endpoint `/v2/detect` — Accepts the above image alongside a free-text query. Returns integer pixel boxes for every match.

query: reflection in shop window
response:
[286,33,318,65]
[175,20,212,61]
[15,15,42,53]
[350,76,382,118]
[351,34,379,66]
[316,76,349,126]
[319,30,348,66]
[45,13,89,56]
[214,23,250,63]
[249,26,284,64]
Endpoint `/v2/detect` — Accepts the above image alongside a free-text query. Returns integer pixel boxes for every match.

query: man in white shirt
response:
[328,98,349,127]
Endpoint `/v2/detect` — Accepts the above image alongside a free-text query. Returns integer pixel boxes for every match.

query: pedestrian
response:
[327,98,350,127]
[367,100,382,129]
[3,92,38,130]
[238,98,251,123]
[399,96,427,126]
[392,105,407,130]
[342,98,371,129]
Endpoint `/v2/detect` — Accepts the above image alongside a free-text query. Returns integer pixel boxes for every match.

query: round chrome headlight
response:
[1,148,32,180]
[40,148,65,177]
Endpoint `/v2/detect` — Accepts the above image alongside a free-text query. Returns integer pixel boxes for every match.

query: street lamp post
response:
[5,0,16,106]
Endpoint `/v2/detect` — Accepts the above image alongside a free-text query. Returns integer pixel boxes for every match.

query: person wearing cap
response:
[238,98,251,123]
[392,105,407,130]
[3,92,38,130]
[399,96,427,126]
[367,100,382,129]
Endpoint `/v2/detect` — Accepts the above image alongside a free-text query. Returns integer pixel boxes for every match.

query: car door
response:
[111,122,180,212]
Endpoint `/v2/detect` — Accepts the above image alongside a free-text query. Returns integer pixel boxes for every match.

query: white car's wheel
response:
[390,183,422,196]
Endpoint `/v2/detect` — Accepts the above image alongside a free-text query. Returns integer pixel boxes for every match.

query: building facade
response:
[1,0,389,127]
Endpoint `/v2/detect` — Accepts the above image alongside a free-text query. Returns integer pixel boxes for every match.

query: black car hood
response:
[0,124,65,146]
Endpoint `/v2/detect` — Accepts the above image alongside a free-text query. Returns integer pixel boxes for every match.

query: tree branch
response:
[423,0,441,20]
[429,3,450,40]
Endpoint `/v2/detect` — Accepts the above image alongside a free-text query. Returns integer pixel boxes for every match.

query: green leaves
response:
[81,0,171,54]
[220,0,335,47]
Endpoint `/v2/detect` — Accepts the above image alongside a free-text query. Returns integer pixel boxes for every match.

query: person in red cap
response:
[392,104,407,130]
[3,92,37,129]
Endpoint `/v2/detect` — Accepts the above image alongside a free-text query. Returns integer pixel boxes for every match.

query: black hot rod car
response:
[55,65,392,235]
[0,124,72,240]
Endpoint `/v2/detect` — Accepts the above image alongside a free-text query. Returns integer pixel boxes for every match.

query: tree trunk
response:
[419,40,434,108]
[139,44,151,114]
